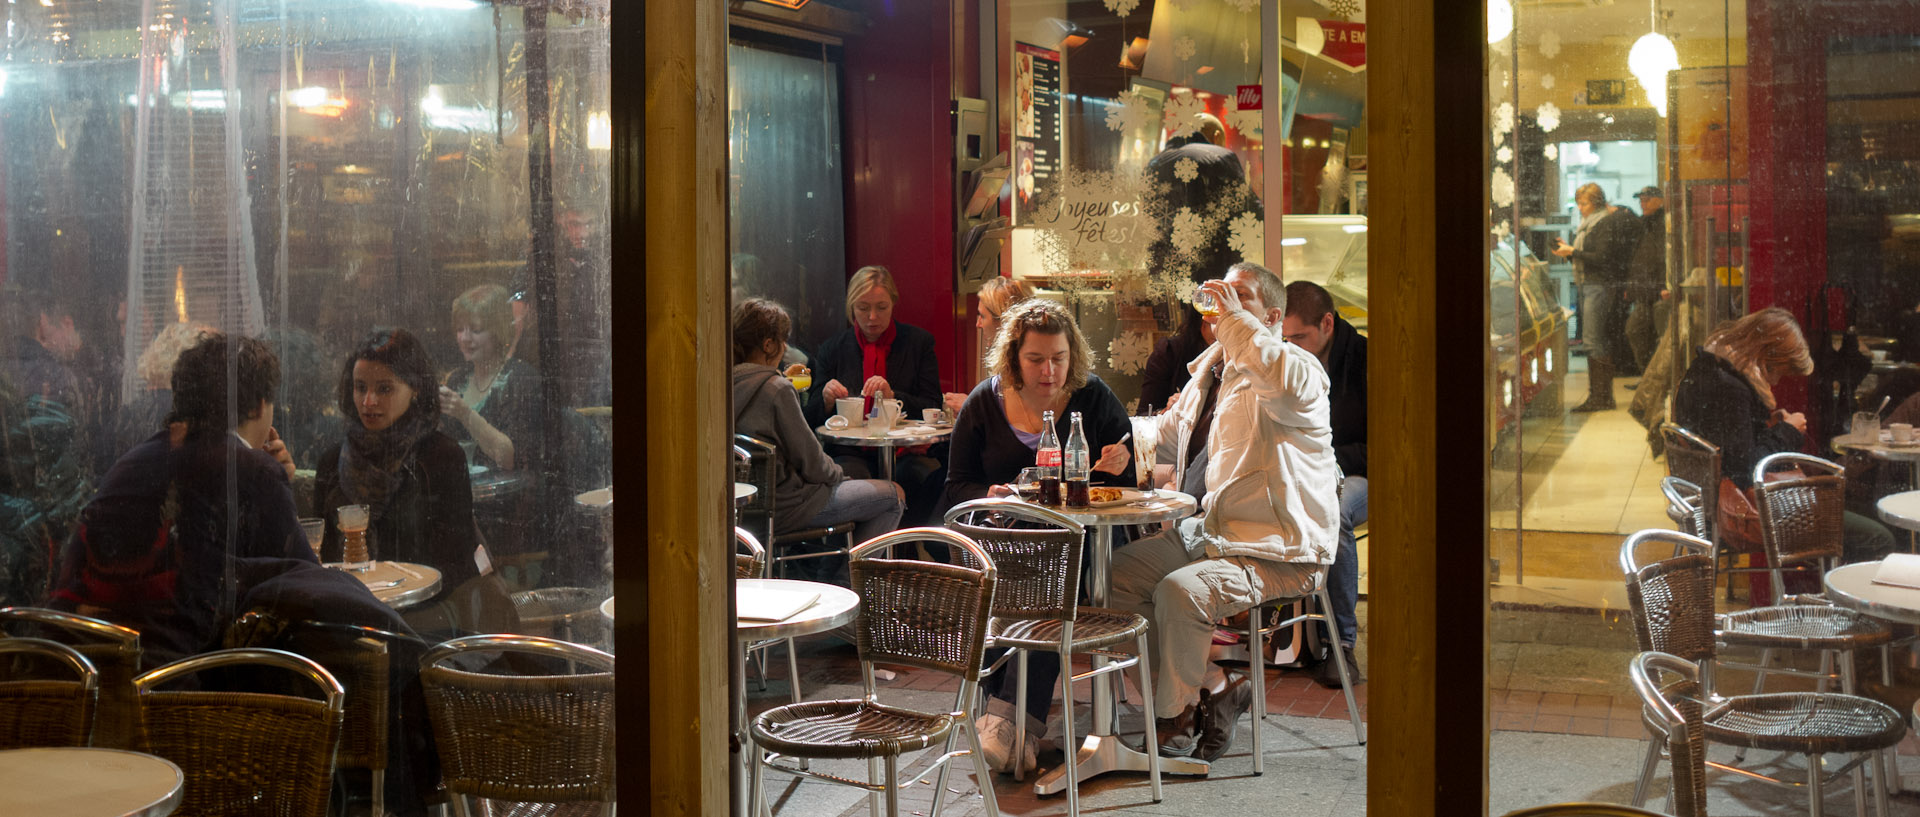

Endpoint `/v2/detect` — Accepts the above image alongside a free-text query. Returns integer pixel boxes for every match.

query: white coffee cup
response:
[836,397,865,424]
[1893,423,1915,444]
[924,408,944,425]
[1874,349,1890,364]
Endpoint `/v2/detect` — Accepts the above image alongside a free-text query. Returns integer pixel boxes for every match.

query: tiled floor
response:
[1491,370,1673,537]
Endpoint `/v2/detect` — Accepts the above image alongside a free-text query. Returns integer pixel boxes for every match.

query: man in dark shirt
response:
[1280,281,1367,686]
[1624,186,1668,374]
[1553,183,1642,411]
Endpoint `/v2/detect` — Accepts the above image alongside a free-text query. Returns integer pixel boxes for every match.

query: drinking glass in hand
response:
[1013,467,1042,502]
[337,504,372,571]
[1193,289,1220,317]
[298,517,325,560]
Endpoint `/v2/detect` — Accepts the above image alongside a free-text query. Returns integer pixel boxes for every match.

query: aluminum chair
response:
[420,635,617,815]
[0,607,142,749]
[737,433,857,580]
[1500,804,1670,817]
[1661,423,1768,598]
[748,527,1001,817]
[284,618,425,817]
[738,527,806,728]
[0,637,98,748]
[944,497,1161,814]
[1628,651,1713,817]
[1245,582,1366,770]
[136,648,345,817]
[1620,529,1904,817]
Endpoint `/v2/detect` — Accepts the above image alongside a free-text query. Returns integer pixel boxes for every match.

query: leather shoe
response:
[1570,398,1615,412]
[1312,645,1364,689]
[1194,675,1254,763]
[1154,705,1198,758]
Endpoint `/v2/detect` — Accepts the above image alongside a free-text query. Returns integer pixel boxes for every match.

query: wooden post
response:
[1368,0,1491,812]
[628,0,730,814]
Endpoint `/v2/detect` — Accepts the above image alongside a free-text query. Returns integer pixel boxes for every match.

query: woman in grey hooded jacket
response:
[731,299,903,551]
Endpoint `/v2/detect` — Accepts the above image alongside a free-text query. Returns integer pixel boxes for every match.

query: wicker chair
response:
[420,635,616,815]
[1628,651,1713,817]
[1661,422,1771,599]
[136,648,345,817]
[288,619,424,817]
[1661,476,1711,542]
[512,587,610,650]
[737,434,856,581]
[1620,529,1905,816]
[944,498,1160,813]
[748,527,1001,817]
[0,637,97,748]
[1500,804,1670,817]
[0,607,142,749]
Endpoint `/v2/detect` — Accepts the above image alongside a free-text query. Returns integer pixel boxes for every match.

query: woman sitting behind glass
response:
[1672,306,1894,566]
[315,329,484,611]
[438,284,539,472]
[942,297,1134,773]
[974,276,1031,346]
[733,298,904,550]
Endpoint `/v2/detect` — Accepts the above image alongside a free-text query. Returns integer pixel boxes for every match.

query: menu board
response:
[1015,42,1062,225]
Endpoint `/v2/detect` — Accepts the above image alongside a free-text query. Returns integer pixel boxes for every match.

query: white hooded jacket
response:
[1147,306,1339,565]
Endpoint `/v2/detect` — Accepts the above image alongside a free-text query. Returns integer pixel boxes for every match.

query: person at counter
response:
[1673,308,1895,573]
[808,265,963,525]
[943,297,1133,773]
[316,329,506,635]
[1553,183,1642,412]
[733,298,904,554]
[438,284,539,473]
[1112,263,1339,763]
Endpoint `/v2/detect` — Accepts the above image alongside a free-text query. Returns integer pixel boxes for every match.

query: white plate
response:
[1089,487,1160,507]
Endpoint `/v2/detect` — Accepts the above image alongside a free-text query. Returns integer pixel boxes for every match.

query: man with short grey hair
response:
[1113,262,1339,763]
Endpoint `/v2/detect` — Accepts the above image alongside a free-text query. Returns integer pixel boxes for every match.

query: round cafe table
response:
[329,561,443,610]
[733,482,757,507]
[815,422,952,481]
[0,747,184,817]
[1824,561,1920,626]
[1832,433,1920,485]
[732,578,859,817]
[1011,490,1210,790]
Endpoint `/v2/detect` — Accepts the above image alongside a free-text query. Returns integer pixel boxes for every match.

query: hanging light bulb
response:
[1627,2,1679,117]
[1488,0,1514,45]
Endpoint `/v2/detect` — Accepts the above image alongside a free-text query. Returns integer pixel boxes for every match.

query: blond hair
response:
[1702,307,1814,410]
[986,299,1092,393]
[1575,182,1608,209]
[844,265,899,324]
[451,284,515,357]
[978,277,1032,322]
[137,322,217,390]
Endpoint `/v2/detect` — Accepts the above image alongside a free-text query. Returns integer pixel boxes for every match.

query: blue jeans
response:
[1328,475,1368,647]
[1580,284,1629,365]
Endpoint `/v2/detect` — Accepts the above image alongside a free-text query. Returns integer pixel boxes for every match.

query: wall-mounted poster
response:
[1672,66,1749,182]
[1014,42,1062,225]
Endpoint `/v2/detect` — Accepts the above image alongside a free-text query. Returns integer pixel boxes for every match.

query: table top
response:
[328,560,443,610]
[1879,491,1920,532]
[471,469,529,502]
[1832,433,1920,461]
[1009,489,1199,527]
[601,597,614,620]
[816,422,953,449]
[575,486,612,511]
[737,578,860,640]
[1825,561,1920,626]
[734,483,757,506]
[0,747,183,817]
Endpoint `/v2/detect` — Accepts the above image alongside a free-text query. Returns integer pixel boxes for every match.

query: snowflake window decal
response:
[1325,0,1362,21]
[1492,101,1515,139]
[1227,105,1262,135]
[1163,94,1205,139]
[1174,158,1199,183]
[1538,30,1562,59]
[1536,101,1562,133]
[1174,36,1198,61]
[1496,146,1513,164]
[1104,0,1140,17]
[1491,168,1516,208]
[1225,0,1258,12]
[1109,332,1152,376]
[1170,207,1206,256]
[1540,73,1556,90]
[1544,143,1559,161]
[1105,91,1153,133]
[1227,211,1263,264]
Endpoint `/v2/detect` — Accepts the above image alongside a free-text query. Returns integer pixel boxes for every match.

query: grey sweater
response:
[732,363,843,531]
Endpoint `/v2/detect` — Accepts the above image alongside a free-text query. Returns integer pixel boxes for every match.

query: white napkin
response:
[738,587,821,622]
[896,425,939,435]
[1871,552,1920,590]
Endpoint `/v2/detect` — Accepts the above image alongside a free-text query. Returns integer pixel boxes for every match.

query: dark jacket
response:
[314,431,480,592]
[1139,327,1211,414]
[443,358,542,473]
[1628,208,1668,303]
[0,393,92,607]
[1323,316,1368,478]
[1145,136,1259,283]
[1569,207,1643,285]
[1672,350,1803,489]
[805,322,944,424]
[942,374,1134,511]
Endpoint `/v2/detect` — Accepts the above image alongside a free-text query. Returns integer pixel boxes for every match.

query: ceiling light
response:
[1488,0,1513,45]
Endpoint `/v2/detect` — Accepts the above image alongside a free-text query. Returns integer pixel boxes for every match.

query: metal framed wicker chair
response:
[1661,476,1712,542]
[0,607,142,749]
[1628,651,1713,817]
[0,637,98,749]
[1620,529,1905,817]
[286,619,425,817]
[1500,804,1670,817]
[748,527,1001,817]
[135,648,345,817]
[738,527,807,740]
[512,587,610,650]
[420,634,616,815]
[944,497,1160,814]
[737,434,857,581]
[1661,422,1774,600]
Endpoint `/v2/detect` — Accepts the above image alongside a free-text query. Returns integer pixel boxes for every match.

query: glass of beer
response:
[337,504,372,571]
[298,517,325,560]
[1193,289,1220,317]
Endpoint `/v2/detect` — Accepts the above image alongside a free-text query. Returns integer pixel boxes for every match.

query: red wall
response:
[842,0,963,393]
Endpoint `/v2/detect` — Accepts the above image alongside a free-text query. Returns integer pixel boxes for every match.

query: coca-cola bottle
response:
[1064,412,1092,508]
[1037,410,1062,505]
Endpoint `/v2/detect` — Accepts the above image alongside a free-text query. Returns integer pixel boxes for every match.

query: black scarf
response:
[339,407,437,523]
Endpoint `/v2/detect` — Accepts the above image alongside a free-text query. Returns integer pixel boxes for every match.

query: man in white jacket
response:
[1111,262,1340,761]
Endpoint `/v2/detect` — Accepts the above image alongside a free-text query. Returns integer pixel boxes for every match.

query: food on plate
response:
[1087,486,1125,504]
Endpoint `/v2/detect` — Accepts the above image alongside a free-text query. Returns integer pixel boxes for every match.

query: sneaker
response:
[973,712,1037,774]
[1311,645,1364,689]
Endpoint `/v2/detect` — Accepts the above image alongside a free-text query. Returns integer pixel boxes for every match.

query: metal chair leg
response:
[1316,588,1365,744]
[748,745,765,817]
[1058,645,1079,817]
[372,769,385,817]
[868,756,882,817]
[1012,650,1029,782]
[1136,631,1163,802]
[1810,752,1826,817]
[883,756,900,817]
[1249,604,1265,775]
[961,703,1003,817]
[1631,736,1661,807]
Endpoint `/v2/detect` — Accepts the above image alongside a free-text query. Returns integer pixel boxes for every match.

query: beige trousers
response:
[1109,518,1325,718]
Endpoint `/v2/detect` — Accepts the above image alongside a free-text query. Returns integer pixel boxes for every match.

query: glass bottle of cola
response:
[1037,410,1062,505]
[1064,411,1092,508]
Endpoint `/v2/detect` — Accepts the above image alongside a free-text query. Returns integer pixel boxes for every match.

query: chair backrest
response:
[1499,805,1672,817]
[847,527,997,684]
[136,648,345,817]
[944,498,1086,623]
[0,607,142,749]
[1752,452,1847,582]
[0,637,98,748]
[1660,423,1722,499]
[1628,651,1709,817]
[1618,530,1717,662]
[285,620,421,776]
[511,587,610,648]
[1660,477,1711,541]
[736,434,778,547]
[420,635,616,806]
[736,527,768,580]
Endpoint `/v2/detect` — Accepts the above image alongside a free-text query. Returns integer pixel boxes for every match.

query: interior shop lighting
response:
[751,0,810,9]
[1342,224,1368,234]
[1627,0,1678,117]
[384,0,480,8]
[588,111,612,151]
[1281,237,1308,247]
[1487,0,1513,45]
[1043,17,1094,50]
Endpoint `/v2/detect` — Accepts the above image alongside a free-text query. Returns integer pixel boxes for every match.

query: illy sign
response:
[1235,84,1262,110]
